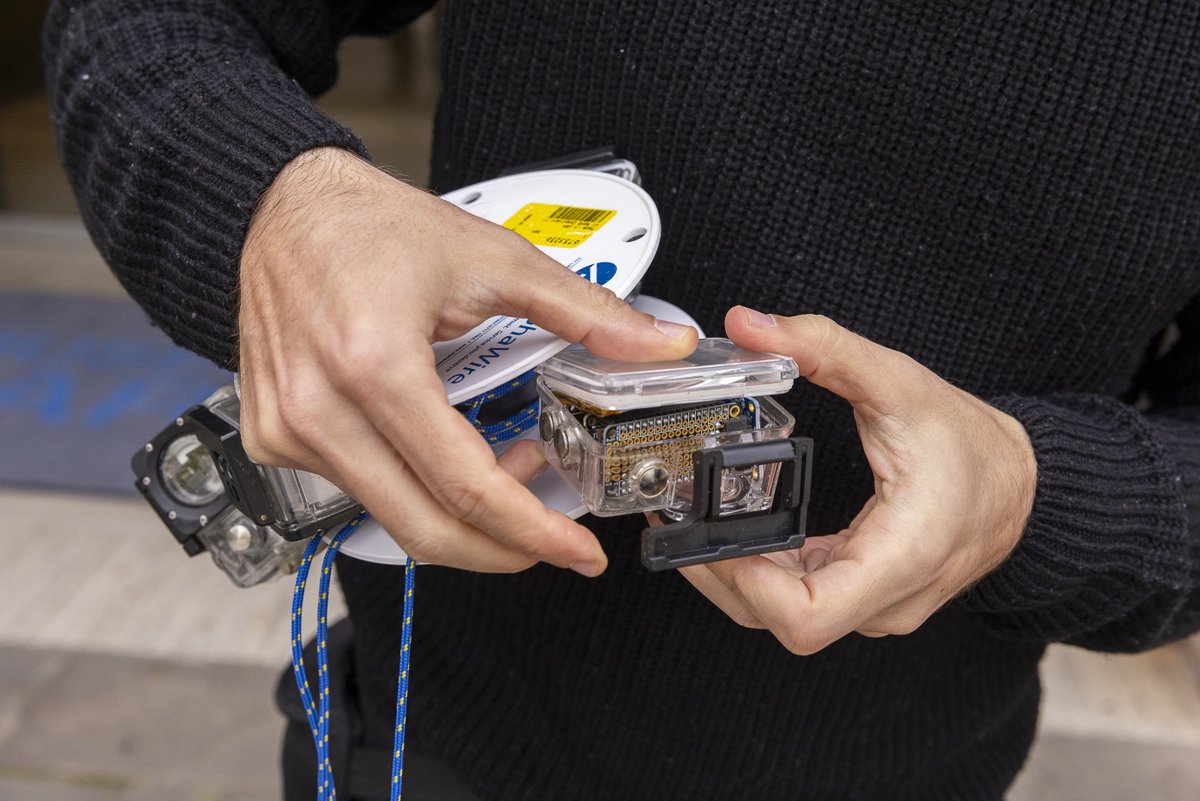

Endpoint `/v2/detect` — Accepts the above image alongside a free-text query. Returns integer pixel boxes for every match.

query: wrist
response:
[970,403,1037,583]
[994,406,1037,563]
[243,147,375,265]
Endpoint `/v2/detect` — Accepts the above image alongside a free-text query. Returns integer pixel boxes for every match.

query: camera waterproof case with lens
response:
[132,386,363,588]
[536,338,813,571]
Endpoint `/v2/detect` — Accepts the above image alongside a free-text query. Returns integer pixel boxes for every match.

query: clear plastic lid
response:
[537,338,798,411]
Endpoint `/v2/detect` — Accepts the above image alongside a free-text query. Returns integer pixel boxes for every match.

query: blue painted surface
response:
[574,261,617,285]
[0,293,230,494]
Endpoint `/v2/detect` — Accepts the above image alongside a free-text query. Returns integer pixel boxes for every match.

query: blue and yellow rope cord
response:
[286,375,537,798]
[291,512,417,801]
[461,370,539,444]
[391,543,417,801]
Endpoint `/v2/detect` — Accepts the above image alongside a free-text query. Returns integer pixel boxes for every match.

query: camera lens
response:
[159,434,224,507]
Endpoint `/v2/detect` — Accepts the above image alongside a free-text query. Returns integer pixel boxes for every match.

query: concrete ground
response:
[1,487,1199,801]
[0,644,283,801]
[3,27,1200,801]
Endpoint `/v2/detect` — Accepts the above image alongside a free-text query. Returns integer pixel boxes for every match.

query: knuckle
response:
[401,528,446,565]
[724,565,756,603]
[583,274,628,310]
[439,475,491,527]
[324,331,390,387]
[484,225,543,278]
[498,225,541,262]
[782,627,824,656]
[794,315,845,372]
[273,383,323,441]
[544,255,612,303]
[800,313,840,344]
[241,414,288,466]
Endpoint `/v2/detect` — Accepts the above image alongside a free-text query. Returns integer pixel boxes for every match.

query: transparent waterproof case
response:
[538,384,795,517]
[538,338,799,412]
[195,505,312,588]
[132,384,361,588]
[202,387,361,538]
[536,339,800,518]
[536,339,812,570]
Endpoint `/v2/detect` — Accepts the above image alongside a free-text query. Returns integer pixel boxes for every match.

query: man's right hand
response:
[237,147,698,575]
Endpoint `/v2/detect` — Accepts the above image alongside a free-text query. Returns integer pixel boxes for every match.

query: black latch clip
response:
[641,437,812,571]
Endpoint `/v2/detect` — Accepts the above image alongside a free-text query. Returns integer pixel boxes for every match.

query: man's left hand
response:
[678,307,1037,654]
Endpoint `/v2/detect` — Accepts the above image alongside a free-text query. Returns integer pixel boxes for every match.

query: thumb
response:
[490,235,700,362]
[724,306,929,419]
[496,439,550,485]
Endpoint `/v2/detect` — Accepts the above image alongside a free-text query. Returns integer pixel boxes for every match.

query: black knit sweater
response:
[45,2,1200,799]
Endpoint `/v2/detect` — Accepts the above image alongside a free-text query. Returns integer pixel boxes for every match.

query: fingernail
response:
[743,307,777,328]
[569,561,602,578]
[654,318,693,340]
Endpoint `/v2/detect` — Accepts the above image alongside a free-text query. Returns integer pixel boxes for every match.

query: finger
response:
[760,529,936,640]
[339,339,608,574]
[723,307,931,421]
[795,536,841,573]
[237,359,328,471]
[346,457,540,573]
[288,386,545,573]
[701,556,836,653]
[760,548,805,571]
[495,439,550,485]
[488,234,699,361]
[802,497,956,639]
[678,565,766,629]
[705,521,908,654]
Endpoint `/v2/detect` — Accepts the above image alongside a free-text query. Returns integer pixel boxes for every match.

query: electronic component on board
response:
[536,338,813,570]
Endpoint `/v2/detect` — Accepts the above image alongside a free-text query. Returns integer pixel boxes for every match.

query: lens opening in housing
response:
[159,434,224,507]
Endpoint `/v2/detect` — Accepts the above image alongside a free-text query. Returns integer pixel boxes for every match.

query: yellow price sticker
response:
[503,203,616,248]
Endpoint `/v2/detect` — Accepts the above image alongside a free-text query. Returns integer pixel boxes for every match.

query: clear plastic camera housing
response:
[538,338,798,411]
[536,339,798,518]
[204,386,359,536]
[195,505,311,588]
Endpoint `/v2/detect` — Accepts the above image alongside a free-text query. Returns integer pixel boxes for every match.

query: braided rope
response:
[291,513,417,800]
[461,370,539,444]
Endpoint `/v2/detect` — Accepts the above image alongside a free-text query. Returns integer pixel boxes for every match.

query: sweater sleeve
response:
[43,0,434,367]
[961,296,1200,652]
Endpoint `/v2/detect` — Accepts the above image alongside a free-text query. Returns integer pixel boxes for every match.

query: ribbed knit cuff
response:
[68,57,367,368]
[959,395,1195,645]
[54,25,364,366]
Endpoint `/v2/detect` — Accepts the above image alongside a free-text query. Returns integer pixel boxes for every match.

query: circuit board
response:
[561,396,758,499]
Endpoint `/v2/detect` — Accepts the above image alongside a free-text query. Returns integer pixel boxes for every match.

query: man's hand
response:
[237,147,698,575]
[678,307,1036,653]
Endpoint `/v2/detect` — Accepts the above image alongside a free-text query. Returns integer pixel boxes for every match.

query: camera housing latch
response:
[641,437,813,571]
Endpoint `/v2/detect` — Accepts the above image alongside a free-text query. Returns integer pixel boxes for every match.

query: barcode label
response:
[503,202,617,249]
[548,206,616,224]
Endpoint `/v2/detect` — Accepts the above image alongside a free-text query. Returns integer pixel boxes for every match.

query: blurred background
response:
[1,2,1198,800]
